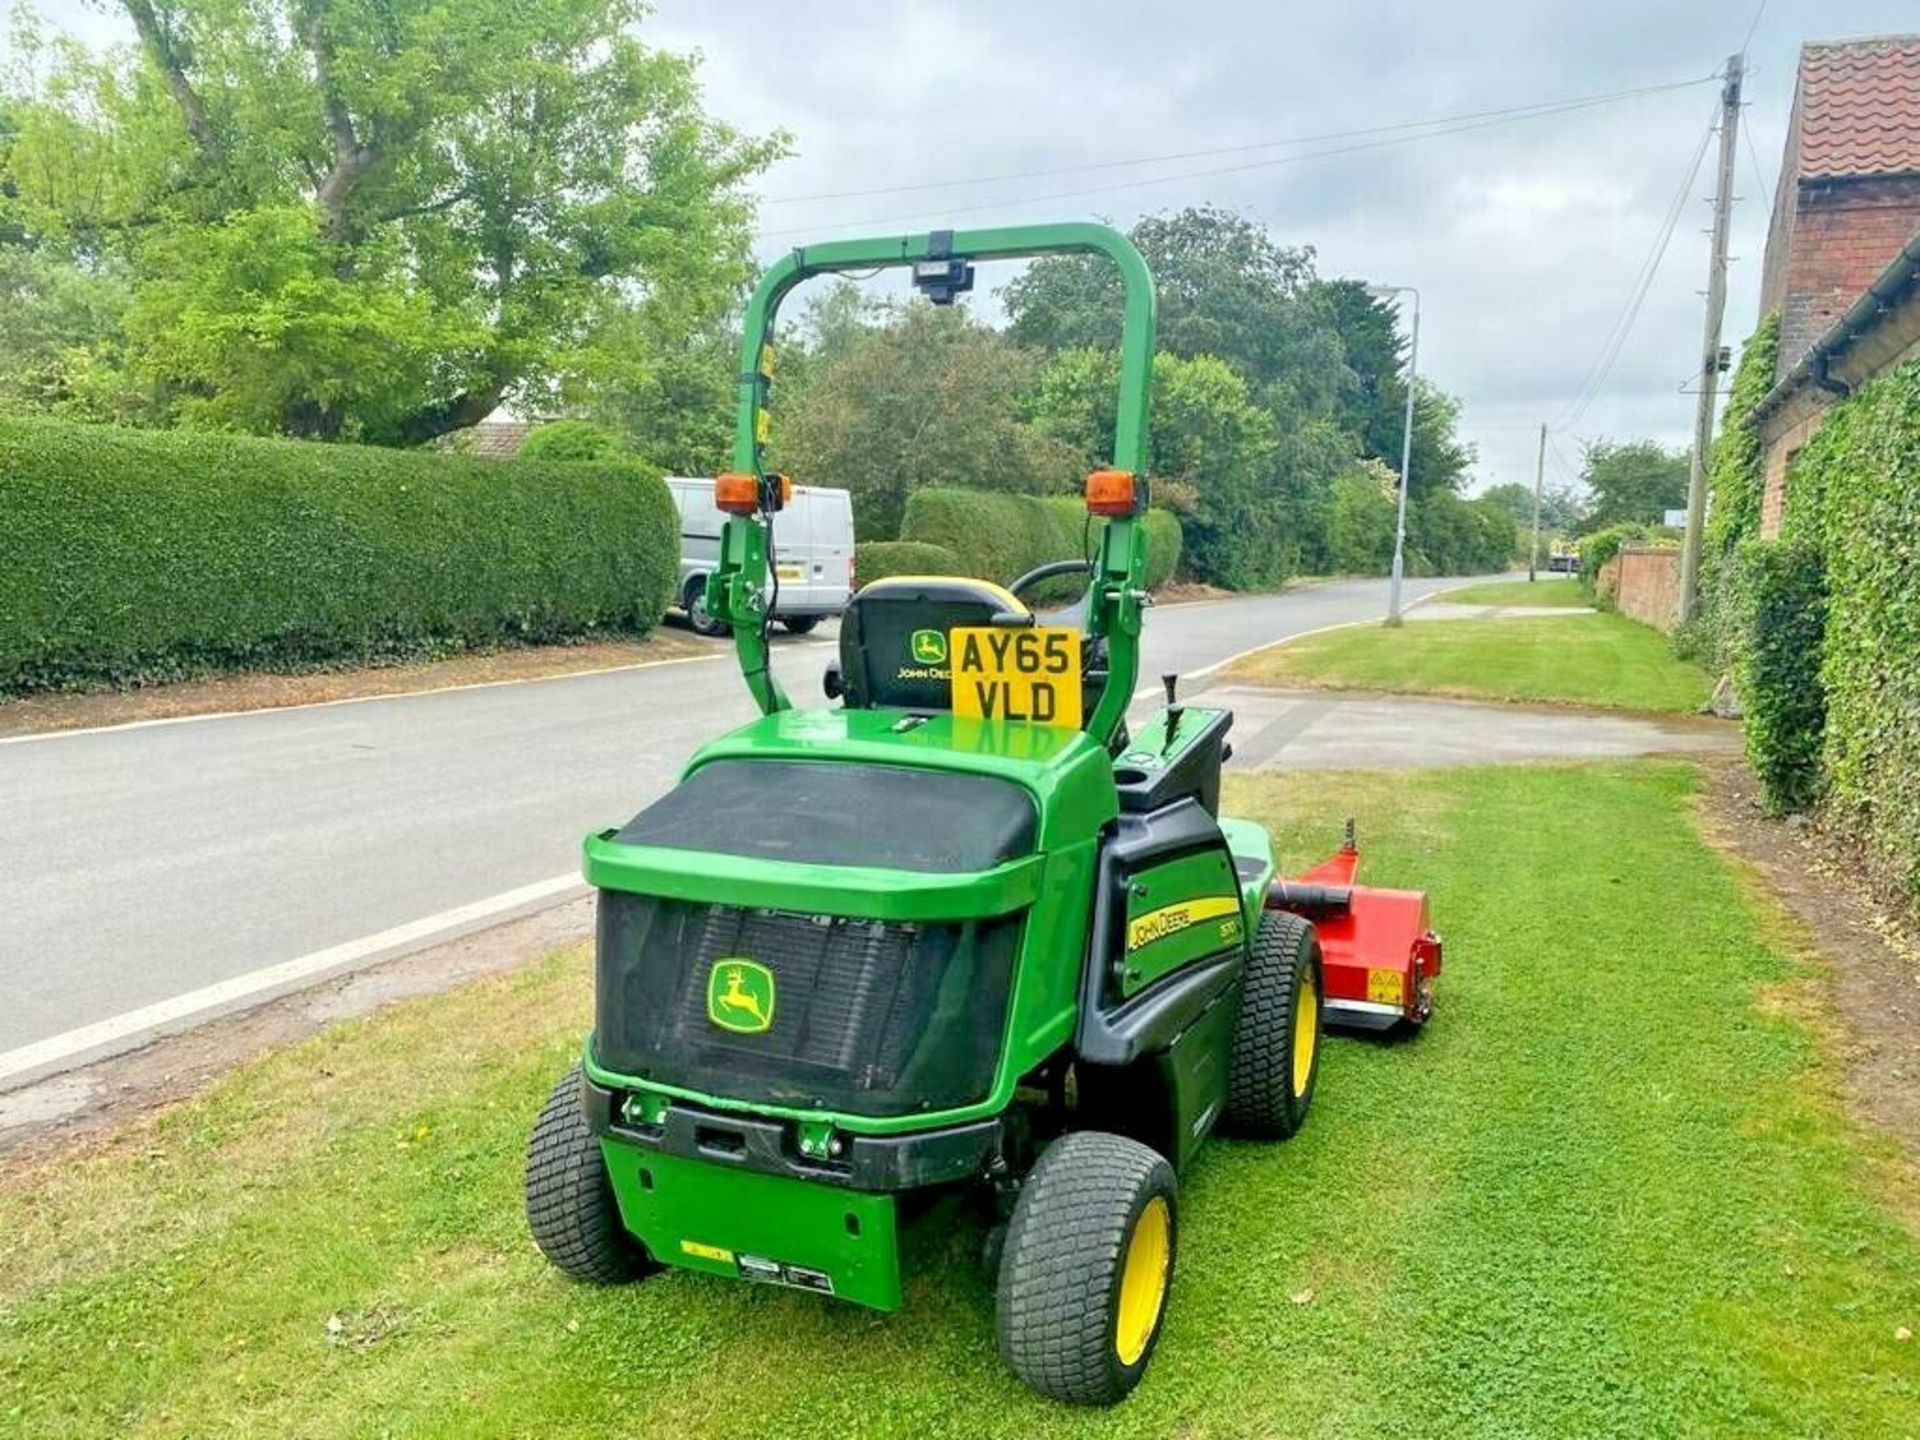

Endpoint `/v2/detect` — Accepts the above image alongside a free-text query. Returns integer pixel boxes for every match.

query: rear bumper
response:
[582,1070,1006,1193]
[599,1140,906,1310]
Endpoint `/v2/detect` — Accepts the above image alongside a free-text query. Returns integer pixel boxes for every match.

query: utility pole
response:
[1677,53,1743,624]
[1528,422,1547,582]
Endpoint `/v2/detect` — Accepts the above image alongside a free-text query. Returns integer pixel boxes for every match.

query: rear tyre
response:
[684,579,729,638]
[1223,910,1322,1139]
[525,1066,655,1285]
[996,1131,1178,1406]
[780,615,820,635]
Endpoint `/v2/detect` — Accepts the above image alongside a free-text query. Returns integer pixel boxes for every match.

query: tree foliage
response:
[0,0,780,444]
[766,209,1478,589]
[1682,313,1782,668]
[772,302,1081,542]
[1005,207,1337,406]
[1314,279,1471,498]
[1024,345,1350,588]
[1575,438,1690,533]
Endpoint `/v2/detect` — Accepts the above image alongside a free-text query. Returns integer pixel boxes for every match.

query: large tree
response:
[1577,439,1690,532]
[1480,479,1582,533]
[1004,206,1346,418]
[1026,346,1351,588]
[0,0,780,443]
[1315,277,1473,497]
[773,301,1081,541]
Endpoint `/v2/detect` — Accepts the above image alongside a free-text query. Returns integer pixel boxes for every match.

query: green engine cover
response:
[1120,846,1244,997]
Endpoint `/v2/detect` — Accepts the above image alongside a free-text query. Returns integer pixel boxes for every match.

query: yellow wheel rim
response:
[1115,1195,1171,1366]
[1292,978,1319,1098]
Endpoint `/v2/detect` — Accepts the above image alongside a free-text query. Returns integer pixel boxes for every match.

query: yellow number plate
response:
[775,564,803,581]
[950,626,1083,730]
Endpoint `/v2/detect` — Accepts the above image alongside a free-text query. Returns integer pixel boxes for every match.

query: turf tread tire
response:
[524,1066,654,1285]
[996,1131,1177,1406]
[1223,909,1322,1139]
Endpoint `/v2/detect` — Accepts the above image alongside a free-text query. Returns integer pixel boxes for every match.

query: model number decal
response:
[1127,895,1241,952]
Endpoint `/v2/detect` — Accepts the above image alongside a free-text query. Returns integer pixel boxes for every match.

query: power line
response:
[1547,433,1585,487]
[1553,101,1718,431]
[760,81,1720,241]
[1743,116,1775,215]
[761,73,1717,206]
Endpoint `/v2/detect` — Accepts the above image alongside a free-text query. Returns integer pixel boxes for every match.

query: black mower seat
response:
[838,575,1028,713]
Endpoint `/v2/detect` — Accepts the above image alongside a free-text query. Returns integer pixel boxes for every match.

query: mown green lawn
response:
[1229,611,1711,713]
[3,763,1917,1439]
[1437,577,1591,608]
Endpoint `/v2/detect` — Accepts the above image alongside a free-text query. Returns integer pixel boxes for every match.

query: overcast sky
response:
[641,0,1915,495]
[24,0,1920,494]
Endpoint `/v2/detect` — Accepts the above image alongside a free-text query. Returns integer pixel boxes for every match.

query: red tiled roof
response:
[1796,34,1920,180]
[432,420,533,458]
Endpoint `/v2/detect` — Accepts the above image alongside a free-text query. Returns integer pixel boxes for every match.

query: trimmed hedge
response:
[1732,538,1827,815]
[898,488,1181,592]
[514,419,628,463]
[854,540,962,587]
[1577,522,1648,597]
[1781,359,1920,897]
[0,416,678,693]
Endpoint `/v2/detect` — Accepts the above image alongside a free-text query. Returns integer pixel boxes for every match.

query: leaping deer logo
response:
[707,959,775,1033]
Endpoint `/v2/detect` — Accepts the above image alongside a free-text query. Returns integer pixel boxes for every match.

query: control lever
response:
[1161,672,1182,754]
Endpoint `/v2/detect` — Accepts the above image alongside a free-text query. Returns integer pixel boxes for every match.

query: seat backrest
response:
[839,576,1028,712]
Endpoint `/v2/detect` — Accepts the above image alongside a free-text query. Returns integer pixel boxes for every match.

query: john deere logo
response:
[910,629,948,665]
[707,959,775,1034]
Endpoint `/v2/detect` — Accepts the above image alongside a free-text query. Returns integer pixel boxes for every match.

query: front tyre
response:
[996,1131,1178,1406]
[524,1066,656,1285]
[1223,910,1323,1139]
[780,615,820,635]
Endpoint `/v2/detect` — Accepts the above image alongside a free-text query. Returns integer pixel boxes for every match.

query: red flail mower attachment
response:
[1266,821,1441,1032]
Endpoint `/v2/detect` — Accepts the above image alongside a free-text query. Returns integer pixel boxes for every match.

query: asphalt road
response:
[0,576,1460,1061]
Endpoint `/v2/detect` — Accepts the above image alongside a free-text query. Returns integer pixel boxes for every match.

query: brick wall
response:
[1757,275,1920,536]
[1776,177,1920,371]
[1604,547,1681,632]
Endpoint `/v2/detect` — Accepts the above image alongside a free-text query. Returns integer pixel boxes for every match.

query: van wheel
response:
[781,616,819,635]
[685,580,728,637]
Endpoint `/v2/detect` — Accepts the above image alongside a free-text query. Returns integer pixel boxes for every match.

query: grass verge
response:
[3,763,1916,1438]
[1228,611,1711,713]
[1434,577,1590,608]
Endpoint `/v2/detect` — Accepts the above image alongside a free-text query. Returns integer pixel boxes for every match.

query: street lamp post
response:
[1367,284,1420,625]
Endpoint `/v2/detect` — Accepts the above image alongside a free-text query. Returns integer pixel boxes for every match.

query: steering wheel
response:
[1008,559,1092,603]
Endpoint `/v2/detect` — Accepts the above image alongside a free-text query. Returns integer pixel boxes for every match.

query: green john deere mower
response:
[525,223,1328,1406]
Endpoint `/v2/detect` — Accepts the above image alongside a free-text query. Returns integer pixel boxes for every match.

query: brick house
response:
[1752,34,1920,536]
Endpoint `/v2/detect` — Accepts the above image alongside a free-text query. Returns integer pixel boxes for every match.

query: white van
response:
[665,477,855,636]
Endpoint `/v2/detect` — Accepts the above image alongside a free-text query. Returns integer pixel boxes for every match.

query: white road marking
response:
[1133,584,1462,698]
[0,871,585,1086]
[0,651,750,747]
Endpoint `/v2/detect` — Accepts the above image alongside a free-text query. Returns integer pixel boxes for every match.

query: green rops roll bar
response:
[705,222,1157,748]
